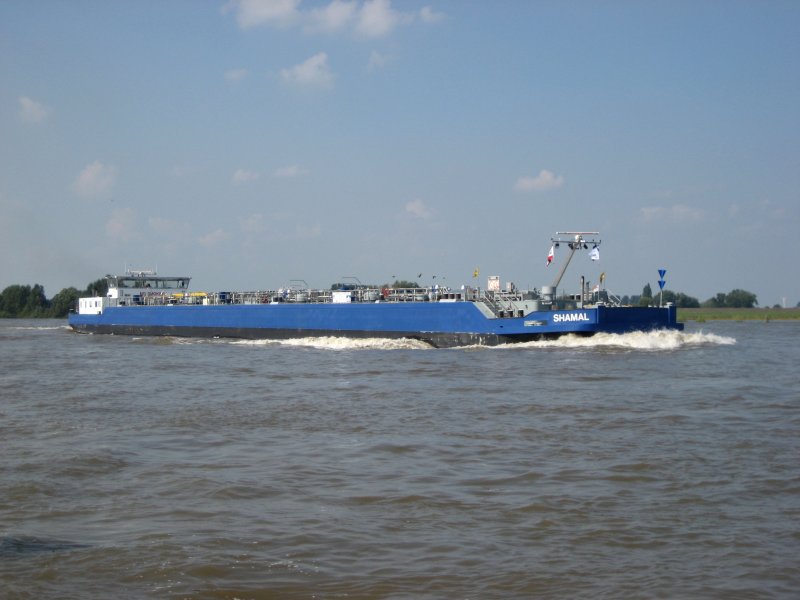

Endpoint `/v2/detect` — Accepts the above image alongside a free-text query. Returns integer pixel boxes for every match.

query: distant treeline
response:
[0,279,107,318]
[622,285,762,308]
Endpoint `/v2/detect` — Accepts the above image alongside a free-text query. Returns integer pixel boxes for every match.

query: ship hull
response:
[68,302,682,348]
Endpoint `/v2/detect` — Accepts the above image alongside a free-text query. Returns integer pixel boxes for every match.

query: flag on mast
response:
[546,245,555,266]
[589,246,600,261]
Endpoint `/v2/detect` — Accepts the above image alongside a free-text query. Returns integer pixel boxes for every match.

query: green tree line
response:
[622,285,758,308]
[0,279,107,318]
[701,289,758,308]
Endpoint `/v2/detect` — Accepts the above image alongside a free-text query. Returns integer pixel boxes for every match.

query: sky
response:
[2,0,799,306]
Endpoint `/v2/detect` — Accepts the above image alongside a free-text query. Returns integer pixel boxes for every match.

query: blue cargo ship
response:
[68,232,682,347]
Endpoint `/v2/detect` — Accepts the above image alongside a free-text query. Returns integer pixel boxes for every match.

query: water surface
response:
[1,320,798,598]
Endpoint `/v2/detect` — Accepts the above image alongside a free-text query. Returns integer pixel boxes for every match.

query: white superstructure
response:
[77,270,191,315]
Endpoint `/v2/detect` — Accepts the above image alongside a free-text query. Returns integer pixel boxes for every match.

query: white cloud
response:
[420,6,445,24]
[514,169,564,192]
[105,207,137,242]
[356,0,409,38]
[367,50,389,71]
[225,67,249,81]
[273,164,308,178]
[225,0,415,38]
[198,228,230,247]
[19,96,51,123]
[306,0,357,33]
[639,203,705,223]
[224,0,300,29]
[73,160,118,197]
[280,52,335,88]
[232,168,260,184]
[405,198,433,219]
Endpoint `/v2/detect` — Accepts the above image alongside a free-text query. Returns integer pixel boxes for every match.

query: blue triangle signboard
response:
[657,268,667,305]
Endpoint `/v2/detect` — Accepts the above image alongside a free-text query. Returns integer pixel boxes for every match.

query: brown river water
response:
[1,319,798,599]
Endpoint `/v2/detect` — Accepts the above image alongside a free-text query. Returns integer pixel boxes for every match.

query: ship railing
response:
[480,290,525,315]
[116,292,186,307]
[497,290,524,307]
[583,290,623,307]
[606,290,623,306]
[113,286,489,306]
[383,287,429,302]
[224,290,332,304]
[479,291,501,315]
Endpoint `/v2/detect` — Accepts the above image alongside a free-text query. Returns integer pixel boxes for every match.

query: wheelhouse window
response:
[109,277,190,290]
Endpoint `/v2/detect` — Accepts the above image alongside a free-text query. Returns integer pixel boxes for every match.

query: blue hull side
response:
[68,303,682,347]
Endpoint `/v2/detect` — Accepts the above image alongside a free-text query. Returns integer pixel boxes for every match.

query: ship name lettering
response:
[553,312,590,323]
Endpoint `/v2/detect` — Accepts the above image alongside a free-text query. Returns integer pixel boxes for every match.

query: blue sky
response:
[2,1,799,306]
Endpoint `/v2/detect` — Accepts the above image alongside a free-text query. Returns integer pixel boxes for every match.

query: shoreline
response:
[678,307,800,322]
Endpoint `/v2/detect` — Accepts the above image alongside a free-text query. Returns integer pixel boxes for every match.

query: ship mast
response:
[550,231,601,290]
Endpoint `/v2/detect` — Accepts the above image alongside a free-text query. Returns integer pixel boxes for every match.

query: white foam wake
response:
[230,336,432,351]
[8,325,70,331]
[175,330,734,351]
[499,329,736,351]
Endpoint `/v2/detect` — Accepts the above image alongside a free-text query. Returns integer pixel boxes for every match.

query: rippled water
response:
[1,319,798,599]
